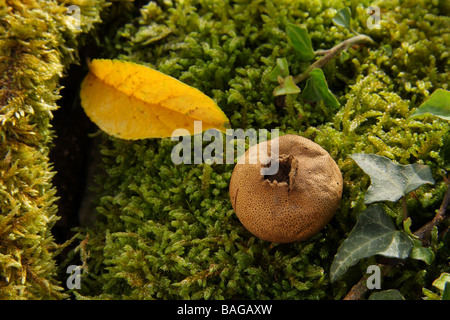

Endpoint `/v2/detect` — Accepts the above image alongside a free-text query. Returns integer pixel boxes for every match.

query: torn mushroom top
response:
[229,134,343,243]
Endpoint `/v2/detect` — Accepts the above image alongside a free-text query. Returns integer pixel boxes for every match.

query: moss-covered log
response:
[0,0,105,299]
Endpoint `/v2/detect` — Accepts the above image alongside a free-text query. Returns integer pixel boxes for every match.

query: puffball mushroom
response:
[229,134,343,243]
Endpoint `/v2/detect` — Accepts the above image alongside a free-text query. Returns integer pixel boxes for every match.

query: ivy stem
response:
[344,264,392,300]
[293,34,375,84]
[401,196,408,221]
[414,178,450,245]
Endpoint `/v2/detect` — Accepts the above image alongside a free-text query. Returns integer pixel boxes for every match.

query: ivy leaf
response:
[350,153,435,204]
[409,88,450,121]
[432,273,450,292]
[432,273,450,300]
[286,23,315,62]
[269,58,290,82]
[332,7,352,30]
[410,239,435,264]
[369,289,405,300]
[301,68,340,108]
[273,75,301,96]
[402,218,434,265]
[330,205,413,282]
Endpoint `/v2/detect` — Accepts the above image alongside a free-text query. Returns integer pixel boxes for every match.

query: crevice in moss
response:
[50,63,95,244]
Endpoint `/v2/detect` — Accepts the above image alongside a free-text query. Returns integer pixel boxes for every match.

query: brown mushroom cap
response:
[229,134,343,243]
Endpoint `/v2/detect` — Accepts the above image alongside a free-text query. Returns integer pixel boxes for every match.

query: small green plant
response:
[409,88,450,121]
[269,7,374,109]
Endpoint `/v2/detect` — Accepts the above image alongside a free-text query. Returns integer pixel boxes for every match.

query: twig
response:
[343,265,392,300]
[343,274,369,300]
[293,34,375,84]
[402,196,408,221]
[413,181,450,245]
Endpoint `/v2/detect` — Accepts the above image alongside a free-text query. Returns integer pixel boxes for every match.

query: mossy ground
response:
[69,0,449,300]
[1,0,449,300]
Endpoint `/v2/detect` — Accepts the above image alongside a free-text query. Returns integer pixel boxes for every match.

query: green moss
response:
[0,0,439,300]
[67,0,449,300]
[0,0,106,299]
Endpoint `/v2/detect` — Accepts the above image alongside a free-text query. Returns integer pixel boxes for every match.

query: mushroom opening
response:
[264,154,293,185]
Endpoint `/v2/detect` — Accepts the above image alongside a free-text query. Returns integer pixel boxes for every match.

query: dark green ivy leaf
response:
[286,23,315,62]
[301,68,340,108]
[330,205,413,282]
[350,153,435,204]
[409,88,450,121]
[332,7,352,29]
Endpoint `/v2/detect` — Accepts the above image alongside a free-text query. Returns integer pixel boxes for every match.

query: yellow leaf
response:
[80,59,229,140]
